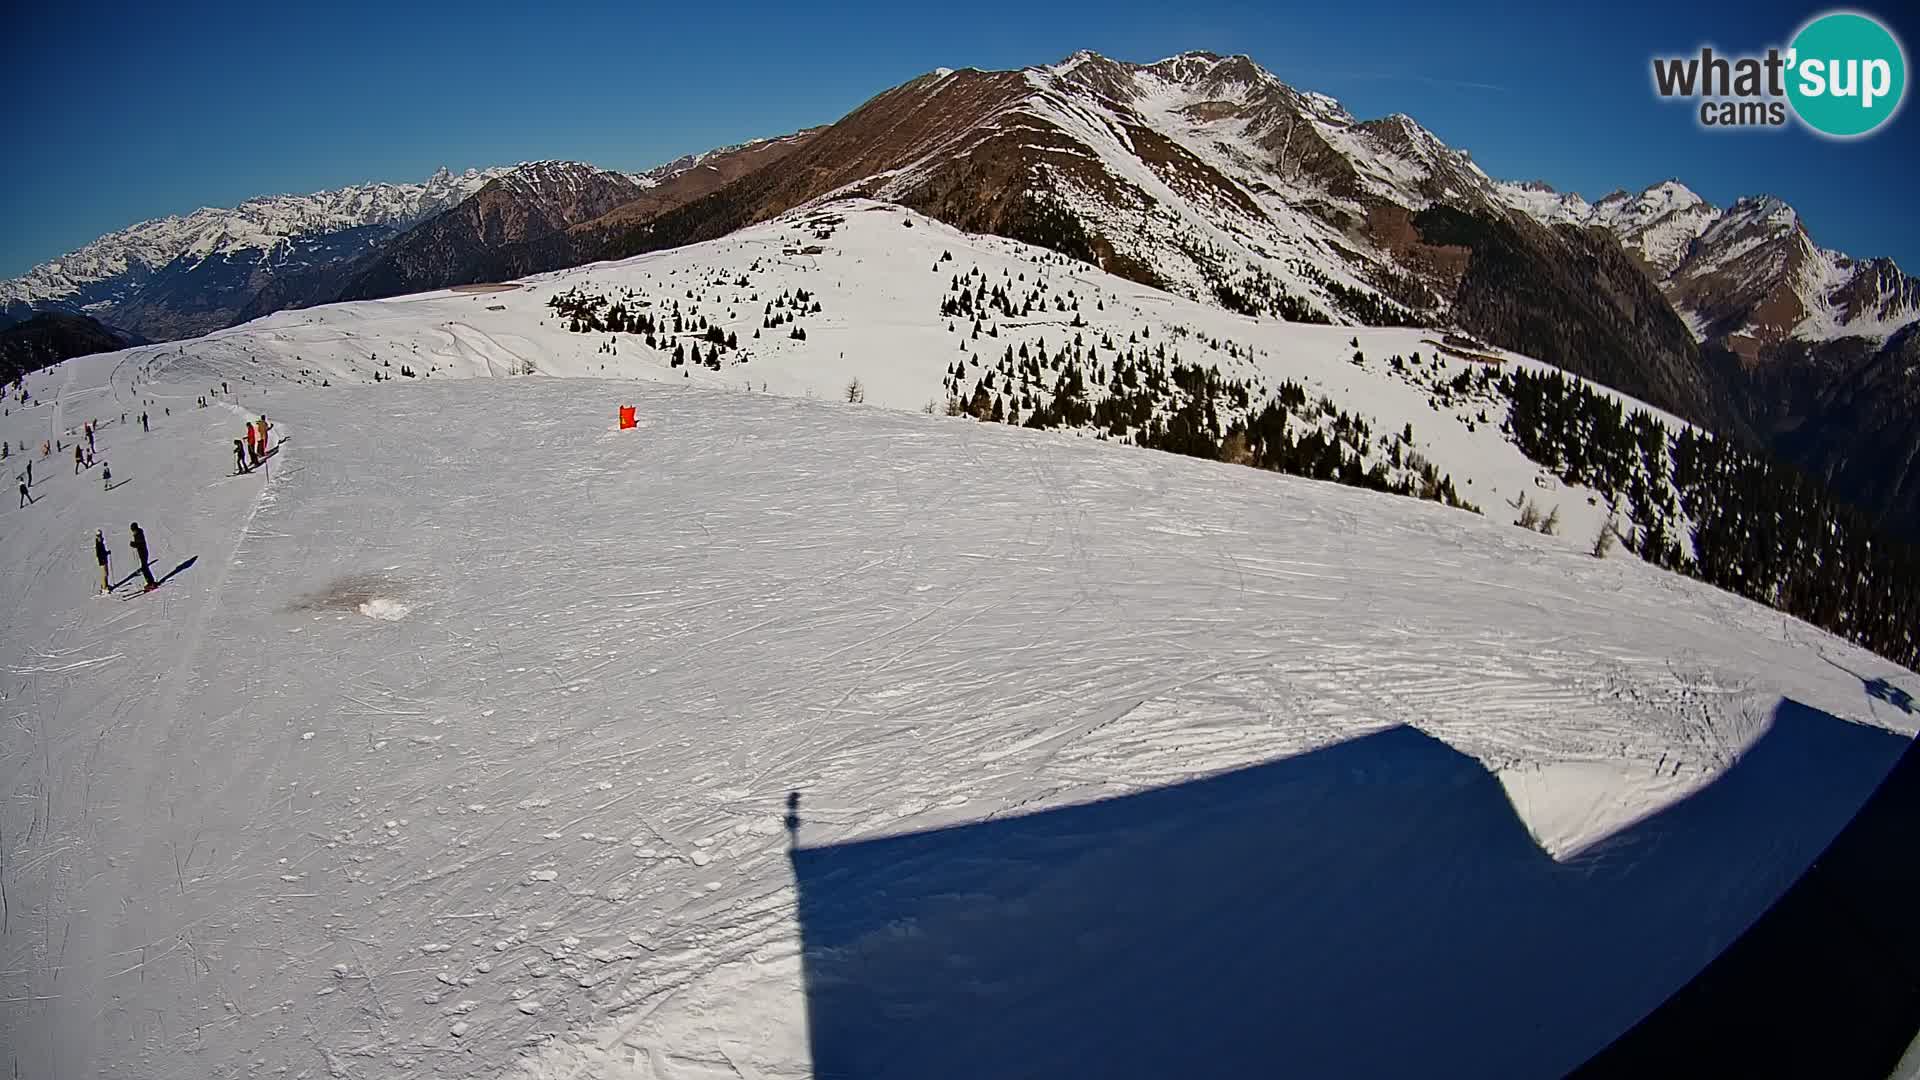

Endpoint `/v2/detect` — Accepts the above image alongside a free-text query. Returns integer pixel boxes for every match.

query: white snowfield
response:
[2,204,1916,1079]
[140,200,1679,555]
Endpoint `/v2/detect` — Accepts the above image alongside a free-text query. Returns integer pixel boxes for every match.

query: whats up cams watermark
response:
[1652,10,1907,137]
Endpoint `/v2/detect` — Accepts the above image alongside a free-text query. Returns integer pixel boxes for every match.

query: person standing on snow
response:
[140,412,149,433]
[129,522,156,590]
[74,444,84,474]
[234,439,249,475]
[16,480,30,508]
[86,422,94,455]
[101,462,112,491]
[94,530,112,593]
[244,421,258,465]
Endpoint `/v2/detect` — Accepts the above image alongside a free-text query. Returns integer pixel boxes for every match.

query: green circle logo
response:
[1787,11,1907,137]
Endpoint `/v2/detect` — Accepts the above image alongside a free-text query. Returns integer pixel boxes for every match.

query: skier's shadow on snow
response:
[156,556,197,587]
[785,701,1911,1079]
[1865,677,1916,714]
[111,556,197,591]
[1819,653,1916,715]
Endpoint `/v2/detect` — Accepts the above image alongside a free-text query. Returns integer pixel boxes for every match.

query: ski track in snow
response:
[1,218,1916,1078]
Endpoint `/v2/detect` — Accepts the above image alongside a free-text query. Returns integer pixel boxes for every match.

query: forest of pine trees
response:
[932,270,1479,516]
[544,279,823,373]
[1500,367,1919,668]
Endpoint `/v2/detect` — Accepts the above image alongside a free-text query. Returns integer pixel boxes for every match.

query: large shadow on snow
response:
[1574,723,1920,1078]
[786,701,1911,1079]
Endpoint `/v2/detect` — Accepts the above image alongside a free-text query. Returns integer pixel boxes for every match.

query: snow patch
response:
[1499,760,1700,859]
[357,597,411,621]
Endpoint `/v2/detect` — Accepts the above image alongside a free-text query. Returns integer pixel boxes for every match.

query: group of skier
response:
[70,421,111,486]
[15,415,127,507]
[8,366,270,600]
[94,523,159,593]
[234,416,272,473]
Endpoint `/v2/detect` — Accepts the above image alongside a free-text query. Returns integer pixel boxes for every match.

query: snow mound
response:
[357,597,410,621]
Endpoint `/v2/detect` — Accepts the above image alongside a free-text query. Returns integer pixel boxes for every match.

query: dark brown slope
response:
[562,70,1037,261]
[341,137,820,301]
[1406,206,1745,434]
[0,313,140,385]
[1768,324,1920,537]
[574,131,821,235]
[338,163,645,299]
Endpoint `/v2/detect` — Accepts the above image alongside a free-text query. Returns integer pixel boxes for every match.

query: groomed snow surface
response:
[3,207,1917,1079]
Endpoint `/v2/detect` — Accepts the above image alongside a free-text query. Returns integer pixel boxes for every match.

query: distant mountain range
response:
[336,135,816,301]
[3,50,1915,535]
[1,167,503,339]
[0,142,820,341]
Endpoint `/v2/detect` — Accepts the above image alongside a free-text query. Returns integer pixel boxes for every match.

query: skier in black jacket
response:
[129,522,157,590]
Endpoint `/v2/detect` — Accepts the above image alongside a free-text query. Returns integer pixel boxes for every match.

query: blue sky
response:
[3,0,1915,277]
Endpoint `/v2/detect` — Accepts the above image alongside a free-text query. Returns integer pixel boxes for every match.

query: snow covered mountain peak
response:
[0,166,507,313]
[1498,177,1717,264]
[1032,49,1297,117]
[489,160,629,200]
[1496,177,1915,345]
[1143,50,1274,92]
[1022,47,1487,207]
[1055,47,1104,71]
[1719,194,1799,232]
[1651,190,1920,347]
[1591,180,1709,226]
[1495,180,1595,225]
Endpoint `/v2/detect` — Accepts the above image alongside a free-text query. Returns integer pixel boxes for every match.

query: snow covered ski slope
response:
[2,208,1916,1079]
[131,199,1691,555]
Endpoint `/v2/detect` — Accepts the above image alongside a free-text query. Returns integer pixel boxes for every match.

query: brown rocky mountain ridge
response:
[339,141,819,300]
